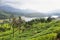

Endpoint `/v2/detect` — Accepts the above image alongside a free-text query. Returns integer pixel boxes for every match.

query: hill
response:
[0,19,59,40]
[0,5,49,17]
[0,10,12,19]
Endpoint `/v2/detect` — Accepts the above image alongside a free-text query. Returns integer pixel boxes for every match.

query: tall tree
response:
[12,17,16,37]
[18,16,22,34]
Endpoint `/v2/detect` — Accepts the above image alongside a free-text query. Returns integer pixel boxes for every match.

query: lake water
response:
[21,16,36,22]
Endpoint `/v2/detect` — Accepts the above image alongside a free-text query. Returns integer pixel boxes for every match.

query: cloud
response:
[1,0,60,13]
[1,0,22,5]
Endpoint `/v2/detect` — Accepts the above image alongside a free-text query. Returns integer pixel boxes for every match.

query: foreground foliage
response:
[0,18,60,40]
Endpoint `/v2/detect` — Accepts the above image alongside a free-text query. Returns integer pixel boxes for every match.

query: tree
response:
[47,17,52,22]
[12,17,16,37]
[18,16,23,34]
[40,18,46,23]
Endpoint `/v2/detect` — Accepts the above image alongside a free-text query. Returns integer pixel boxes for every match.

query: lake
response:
[21,16,36,22]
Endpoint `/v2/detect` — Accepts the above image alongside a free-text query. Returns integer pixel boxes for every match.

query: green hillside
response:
[0,17,60,40]
[0,10,12,19]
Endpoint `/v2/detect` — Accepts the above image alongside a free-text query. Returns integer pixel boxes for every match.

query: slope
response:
[0,10,12,19]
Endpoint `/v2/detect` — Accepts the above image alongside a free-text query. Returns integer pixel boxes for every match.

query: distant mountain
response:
[0,5,60,17]
[0,5,46,17]
[0,5,36,15]
[47,10,60,16]
[24,12,47,17]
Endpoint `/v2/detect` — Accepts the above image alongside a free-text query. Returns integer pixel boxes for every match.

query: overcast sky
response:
[1,0,60,13]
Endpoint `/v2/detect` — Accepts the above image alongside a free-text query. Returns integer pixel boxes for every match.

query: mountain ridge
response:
[0,5,60,17]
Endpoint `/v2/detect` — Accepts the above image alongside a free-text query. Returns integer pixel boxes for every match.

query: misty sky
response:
[1,0,60,13]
